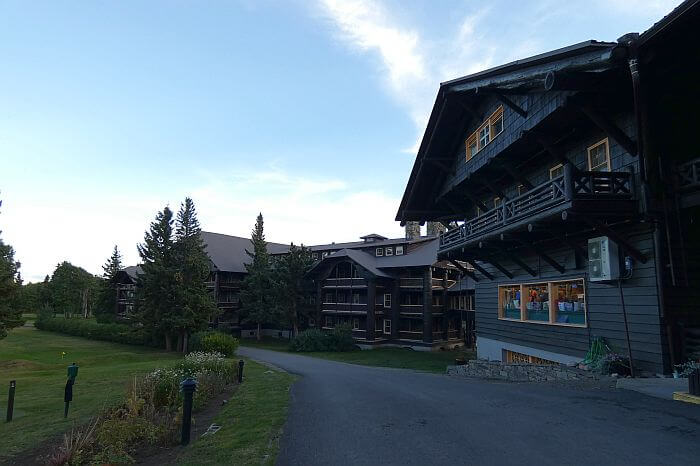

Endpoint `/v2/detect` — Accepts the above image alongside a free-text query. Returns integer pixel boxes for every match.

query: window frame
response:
[375,247,383,257]
[383,319,391,335]
[325,316,333,328]
[549,163,564,179]
[352,318,360,330]
[587,138,611,172]
[312,252,318,260]
[464,105,504,161]
[497,278,587,327]
[384,293,392,308]
[385,247,393,256]
[395,245,404,255]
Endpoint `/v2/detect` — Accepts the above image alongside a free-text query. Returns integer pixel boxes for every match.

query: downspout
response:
[623,34,673,372]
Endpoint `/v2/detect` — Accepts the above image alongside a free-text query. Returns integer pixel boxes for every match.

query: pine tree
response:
[49,262,98,318]
[241,213,275,341]
[95,246,123,322]
[137,206,178,350]
[272,243,314,337]
[173,197,217,352]
[0,198,24,338]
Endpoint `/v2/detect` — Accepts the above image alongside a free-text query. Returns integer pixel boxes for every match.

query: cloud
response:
[2,166,404,282]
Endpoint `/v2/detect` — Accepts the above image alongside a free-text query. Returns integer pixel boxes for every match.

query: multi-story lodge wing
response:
[304,225,475,349]
[396,0,700,373]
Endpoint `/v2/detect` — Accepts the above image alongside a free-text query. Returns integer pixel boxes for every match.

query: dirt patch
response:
[134,383,239,465]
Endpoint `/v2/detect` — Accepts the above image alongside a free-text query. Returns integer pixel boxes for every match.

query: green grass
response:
[240,338,473,373]
[0,326,181,460]
[177,359,296,466]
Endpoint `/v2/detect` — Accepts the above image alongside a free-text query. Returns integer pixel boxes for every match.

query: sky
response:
[0,0,682,282]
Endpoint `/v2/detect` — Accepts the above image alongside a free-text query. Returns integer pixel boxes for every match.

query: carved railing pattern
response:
[677,157,700,191]
[439,168,634,251]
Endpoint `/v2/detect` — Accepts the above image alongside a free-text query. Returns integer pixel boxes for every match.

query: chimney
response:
[405,221,420,240]
[427,221,446,237]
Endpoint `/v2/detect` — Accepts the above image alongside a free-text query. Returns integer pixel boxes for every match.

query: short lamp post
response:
[64,363,79,418]
[181,377,197,445]
[238,360,245,384]
[6,380,16,422]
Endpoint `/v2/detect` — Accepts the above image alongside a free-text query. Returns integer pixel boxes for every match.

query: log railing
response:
[439,166,633,251]
[400,278,424,288]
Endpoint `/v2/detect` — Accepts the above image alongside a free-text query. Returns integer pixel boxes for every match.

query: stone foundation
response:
[447,359,601,382]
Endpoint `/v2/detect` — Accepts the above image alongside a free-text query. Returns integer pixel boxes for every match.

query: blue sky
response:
[0,0,681,281]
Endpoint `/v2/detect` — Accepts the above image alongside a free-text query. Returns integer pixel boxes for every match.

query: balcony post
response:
[391,279,400,341]
[564,163,574,200]
[422,267,433,344]
[366,278,376,342]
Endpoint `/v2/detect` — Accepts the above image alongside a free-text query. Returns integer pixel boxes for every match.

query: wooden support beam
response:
[449,260,479,282]
[560,237,588,260]
[480,179,506,200]
[577,104,638,157]
[508,254,537,277]
[499,162,534,190]
[462,189,489,213]
[528,130,573,165]
[464,259,494,280]
[515,238,566,273]
[481,256,514,279]
[426,158,452,174]
[494,91,527,118]
[585,219,647,263]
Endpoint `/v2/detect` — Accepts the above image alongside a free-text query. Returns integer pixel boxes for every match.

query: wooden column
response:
[391,279,400,341]
[422,267,433,344]
[366,278,376,342]
[442,271,449,340]
[315,280,322,327]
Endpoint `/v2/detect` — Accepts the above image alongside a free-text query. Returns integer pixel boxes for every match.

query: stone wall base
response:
[447,359,601,382]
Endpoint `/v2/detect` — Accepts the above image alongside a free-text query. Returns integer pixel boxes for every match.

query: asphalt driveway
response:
[238,347,700,466]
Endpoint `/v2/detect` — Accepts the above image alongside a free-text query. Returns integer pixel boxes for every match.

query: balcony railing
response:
[323,278,367,288]
[399,278,423,288]
[677,157,700,191]
[400,304,423,314]
[399,331,423,341]
[440,167,633,251]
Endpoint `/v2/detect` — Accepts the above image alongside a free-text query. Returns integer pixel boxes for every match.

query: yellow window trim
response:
[587,138,611,171]
[464,105,504,162]
[549,163,564,179]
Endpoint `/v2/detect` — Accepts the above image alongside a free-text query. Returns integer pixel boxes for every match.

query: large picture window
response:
[498,279,586,327]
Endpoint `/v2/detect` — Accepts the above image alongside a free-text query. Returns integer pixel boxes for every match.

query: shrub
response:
[35,317,155,347]
[190,331,239,357]
[289,324,357,352]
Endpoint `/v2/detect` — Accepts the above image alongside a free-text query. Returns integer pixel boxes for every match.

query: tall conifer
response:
[241,213,275,340]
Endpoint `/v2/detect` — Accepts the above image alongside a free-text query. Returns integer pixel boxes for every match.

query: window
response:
[478,124,490,148]
[499,285,522,320]
[395,245,404,255]
[352,293,360,304]
[504,350,556,365]
[464,106,504,161]
[494,197,502,208]
[309,317,315,327]
[312,252,318,260]
[383,319,391,335]
[498,279,586,327]
[385,247,393,256]
[325,316,333,328]
[384,293,392,308]
[552,279,586,325]
[466,134,478,161]
[324,292,333,303]
[322,251,329,258]
[588,138,610,172]
[353,318,360,330]
[550,163,564,179]
[376,247,384,257]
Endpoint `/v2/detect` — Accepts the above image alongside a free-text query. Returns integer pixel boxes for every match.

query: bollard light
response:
[238,360,245,384]
[6,381,16,422]
[180,377,198,445]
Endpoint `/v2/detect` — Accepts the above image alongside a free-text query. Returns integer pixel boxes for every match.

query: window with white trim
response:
[353,318,359,330]
[376,247,383,257]
[385,247,393,256]
[352,293,360,304]
[384,293,392,308]
[550,163,564,179]
[395,245,404,255]
[383,319,391,335]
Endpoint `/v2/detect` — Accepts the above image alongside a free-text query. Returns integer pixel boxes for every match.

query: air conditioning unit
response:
[588,236,620,282]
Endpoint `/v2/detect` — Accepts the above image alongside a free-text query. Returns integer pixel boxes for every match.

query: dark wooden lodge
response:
[396,1,700,373]
[304,224,475,349]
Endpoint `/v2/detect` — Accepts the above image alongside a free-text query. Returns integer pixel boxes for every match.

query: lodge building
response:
[303,223,475,349]
[396,1,700,373]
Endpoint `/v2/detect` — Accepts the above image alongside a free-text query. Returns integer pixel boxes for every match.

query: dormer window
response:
[465,106,504,161]
[376,247,383,257]
[385,247,393,256]
[395,245,404,255]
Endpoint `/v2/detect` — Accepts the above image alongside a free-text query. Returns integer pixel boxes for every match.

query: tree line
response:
[4,196,316,349]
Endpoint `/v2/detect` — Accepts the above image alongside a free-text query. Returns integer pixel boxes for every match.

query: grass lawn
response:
[177,359,296,466]
[0,326,181,460]
[240,338,474,373]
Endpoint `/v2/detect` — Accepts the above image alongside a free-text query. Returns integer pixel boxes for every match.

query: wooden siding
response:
[474,224,667,373]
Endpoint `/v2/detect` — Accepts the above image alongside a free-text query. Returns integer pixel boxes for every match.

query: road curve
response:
[238,347,700,466]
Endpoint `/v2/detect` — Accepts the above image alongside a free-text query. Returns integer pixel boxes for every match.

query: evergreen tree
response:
[49,262,98,318]
[173,197,217,352]
[95,245,123,322]
[137,206,178,350]
[240,213,275,341]
[272,243,314,337]
[0,198,24,338]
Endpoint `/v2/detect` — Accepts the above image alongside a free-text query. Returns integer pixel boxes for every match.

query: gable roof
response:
[201,231,289,273]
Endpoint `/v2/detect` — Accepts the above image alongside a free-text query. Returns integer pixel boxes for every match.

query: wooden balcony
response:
[399,331,423,341]
[400,304,423,315]
[439,166,635,255]
[321,303,368,314]
[399,278,423,288]
[323,278,367,288]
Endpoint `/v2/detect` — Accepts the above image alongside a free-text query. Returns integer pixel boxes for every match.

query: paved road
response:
[238,347,700,466]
